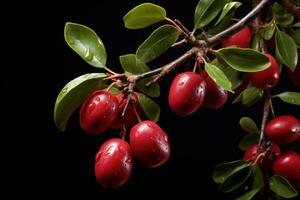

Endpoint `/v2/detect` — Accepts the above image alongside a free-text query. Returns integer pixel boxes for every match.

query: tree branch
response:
[206,0,271,46]
[281,0,300,20]
[258,91,271,150]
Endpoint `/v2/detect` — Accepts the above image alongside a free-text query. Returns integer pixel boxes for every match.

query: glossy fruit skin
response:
[110,93,142,130]
[80,90,119,134]
[168,72,206,116]
[201,71,228,109]
[221,26,252,48]
[95,138,133,188]
[243,143,281,161]
[286,52,300,87]
[265,115,300,144]
[273,151,300,189]
[248,53,280,90]
[129,120,170,169]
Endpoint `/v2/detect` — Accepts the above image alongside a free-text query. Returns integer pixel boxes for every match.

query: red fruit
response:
[248,53,280,90]
[80,90,119,134]
[168,72,206,116]
[265,115,300,144]
[129,120,170,169]
[201,71,228,109]
[110,93,142,130]
[95,138,133,188]
[286,52,300,87]
[221,26,252,48]
[243,143,281,161]
[273,151,300,189]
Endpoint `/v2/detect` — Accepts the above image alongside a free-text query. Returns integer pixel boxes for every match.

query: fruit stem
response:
[104,67,118,75]
[132,99,142,123]
[258,91,272,151]
[106,82,118,92]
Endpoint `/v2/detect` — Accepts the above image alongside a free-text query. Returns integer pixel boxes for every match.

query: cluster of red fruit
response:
[80,91,170,188]
[244,115,300,189]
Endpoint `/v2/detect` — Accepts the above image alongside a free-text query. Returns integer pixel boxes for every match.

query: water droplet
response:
[84,48,93,61]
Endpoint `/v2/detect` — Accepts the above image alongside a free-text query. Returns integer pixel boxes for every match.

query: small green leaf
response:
[287,28,300,45]
[217,47,270,72]
[204,63,232,92]
[242,87,264,107]
[215,2,241,25]
[138,94,160,122]
[239,134,260,151]
[119,54,160,98]
[206,9,234,37]
[269,175,298,198]
[54,73,107,131]
[123,3,166,29]
[219,165,252,193]
[239,117,259,134]
[213,160,249,184]
[275,30,298,71]
[236,189,260,200]
[120,54,149,74]
[291,22,300,27]
[64,22,107,68]
[136,25,179,63]
[194,0,227,28]
[277,92,300,106]
[260,22,275,40]
[273,2,294,26]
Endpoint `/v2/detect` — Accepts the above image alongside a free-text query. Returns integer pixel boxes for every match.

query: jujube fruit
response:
[169,72,206,116]
[95,138,133,188]
[80,90,119,135]
[248,53,280,90]
[221,25,252,48]
[265,115,300,144]
[130,120,170,169]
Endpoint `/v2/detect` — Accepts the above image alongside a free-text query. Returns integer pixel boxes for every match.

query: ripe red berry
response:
[168,72,206,116]
[221,26,252,48]
[243,143,281,162]
[286,52,300,87]
[273,151,300,189]
[265,115,300,144]
[80,90,119,134]
[110,93,142,130]
[129,120,170,169]
[248,53,280,90]
[201,71,228,109]
[95,138,133,188]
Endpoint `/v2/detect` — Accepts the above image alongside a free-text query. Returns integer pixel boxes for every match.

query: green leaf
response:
[204,63,232,92]
[269,175,298,198]
[217,47,270,72]
[275,30,298,71]
[213,160,249,184]
[123,3,166,29]
[236,165,263,200]
[138,94,160,122]
[277,92,300,106]
[239,134,260,151]
[236,189,260,200]
[291,22,300,27]
[194,0,227,29]
[219,165,252,193]
[119,54,160,98]
[54,73,107,131]
[273,2,294,26]
[215,2,241,25]
[206,9,234,37]
[260,22,275,40]
[239,117,259,134]
[64,22,107,68]
[287,28,300,45]
[136,25,179,63]
[242,87,264,107]
[251,34,260,51]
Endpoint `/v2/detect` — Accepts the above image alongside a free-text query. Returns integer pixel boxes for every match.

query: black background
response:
[6,1,300,199]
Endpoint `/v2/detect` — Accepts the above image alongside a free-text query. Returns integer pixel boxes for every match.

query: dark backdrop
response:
[6,1,299,199]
